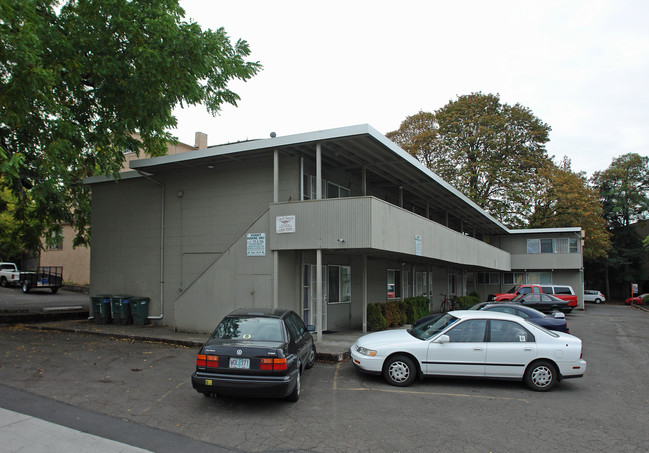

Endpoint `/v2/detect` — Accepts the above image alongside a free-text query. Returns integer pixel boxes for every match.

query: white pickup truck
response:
[0,262,21,287]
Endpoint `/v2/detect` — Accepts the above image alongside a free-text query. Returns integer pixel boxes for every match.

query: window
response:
[415,272,429,296]
[569,238,579,253]
[527,272,552,285]
[328,265,351,303]
[47,231,63,250]
[528,237,579,254]
[489,320,534,343]
[540,238,553,253]
[527,239,540,254]
[403,270,410,298]
[303,175,350,200]
[446,320,487,343]
[387,270,401,299]
[503,272,525,285]
[477,272,499,285]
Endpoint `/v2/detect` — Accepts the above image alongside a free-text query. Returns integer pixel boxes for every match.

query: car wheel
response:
[594,298,601,304]
[0,276,7,287]
[383,355,417,387]
[524,360,557,391]
[286,370,301,402]
[202,392,217,398]
[305,345,316,369]
[22,281,30,293]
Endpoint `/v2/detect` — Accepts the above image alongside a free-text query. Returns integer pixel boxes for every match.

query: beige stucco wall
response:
[39,223,90,286]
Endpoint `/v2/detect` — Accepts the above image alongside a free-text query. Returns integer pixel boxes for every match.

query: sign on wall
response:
[276,215,296,233]
[247,233,266,256]
[415,235,422,256]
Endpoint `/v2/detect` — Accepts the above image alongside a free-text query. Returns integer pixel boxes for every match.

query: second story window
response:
[303,175,350,200]
[527,238,578,254]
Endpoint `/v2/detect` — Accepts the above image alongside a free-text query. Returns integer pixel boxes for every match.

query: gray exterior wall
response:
[90,154,302,331]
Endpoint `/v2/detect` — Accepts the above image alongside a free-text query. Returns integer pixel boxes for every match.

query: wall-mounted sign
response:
[415,235,422,256]
[247,233,266,256]
[276,215,296,233]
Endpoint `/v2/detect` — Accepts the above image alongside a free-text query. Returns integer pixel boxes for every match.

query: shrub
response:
[455,294,480,309]
[368,297,430,331]
[367,303,387,331]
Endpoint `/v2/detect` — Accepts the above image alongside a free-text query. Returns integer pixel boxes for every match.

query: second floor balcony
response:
[269,196,511,271]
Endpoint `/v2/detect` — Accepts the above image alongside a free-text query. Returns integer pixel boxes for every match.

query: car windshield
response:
[211,316,284,342]
[409,313,458,340]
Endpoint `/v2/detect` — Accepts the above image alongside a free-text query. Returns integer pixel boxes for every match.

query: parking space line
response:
[333,363,528,402]
[142,381,185,413]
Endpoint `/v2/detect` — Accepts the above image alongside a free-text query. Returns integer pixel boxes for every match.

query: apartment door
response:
[303,264,328,331]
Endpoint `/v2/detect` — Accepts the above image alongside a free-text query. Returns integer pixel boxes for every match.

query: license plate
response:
[229,358,250,369]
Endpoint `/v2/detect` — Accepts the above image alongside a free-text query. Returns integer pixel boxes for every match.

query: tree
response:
[387,93,552,227]
[591,153,649,297]
[529,157,610,261]
[591,153,649,228]
[0,0,261,253]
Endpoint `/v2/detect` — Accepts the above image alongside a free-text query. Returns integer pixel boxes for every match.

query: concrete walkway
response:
[0,407,150,453]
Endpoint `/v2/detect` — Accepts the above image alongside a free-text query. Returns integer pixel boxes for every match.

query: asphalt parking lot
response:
[1,303,648,452]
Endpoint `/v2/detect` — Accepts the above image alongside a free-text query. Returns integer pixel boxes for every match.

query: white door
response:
[425,319,487,376]
[303,264,328,331]
[485,320,537,378]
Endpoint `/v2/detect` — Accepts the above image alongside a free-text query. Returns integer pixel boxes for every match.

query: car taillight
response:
[196,354,218,368]
[260,358,287,371]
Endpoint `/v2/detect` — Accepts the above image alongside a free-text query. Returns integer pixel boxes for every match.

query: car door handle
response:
[473,347,484,351]
[523,347,533,351]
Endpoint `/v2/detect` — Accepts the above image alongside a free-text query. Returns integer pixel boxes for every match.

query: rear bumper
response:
[191,369,298,398]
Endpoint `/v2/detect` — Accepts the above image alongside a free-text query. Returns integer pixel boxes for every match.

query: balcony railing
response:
[269,197,510,271]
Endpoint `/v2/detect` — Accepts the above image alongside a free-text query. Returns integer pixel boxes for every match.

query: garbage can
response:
[110,295,133,325]
[91,295,113,324]
[130,297,150,326]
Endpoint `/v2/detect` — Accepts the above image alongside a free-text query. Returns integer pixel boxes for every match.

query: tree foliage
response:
[590,153,649,294]
[591,153,649,228]
[387,93,552,227]
[0,0,261,256]
[529,157,610,261]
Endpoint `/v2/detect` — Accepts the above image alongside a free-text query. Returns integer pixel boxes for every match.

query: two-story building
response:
[85,124,584,339]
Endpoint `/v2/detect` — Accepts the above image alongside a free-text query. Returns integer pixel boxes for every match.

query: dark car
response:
[191,308,316,402]
[511,293,572,314]
[470,302,569,333]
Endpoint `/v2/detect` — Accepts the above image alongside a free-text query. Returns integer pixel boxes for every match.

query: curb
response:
[22,322,349,363]
[0,310,89,325]
[25,324,204,349]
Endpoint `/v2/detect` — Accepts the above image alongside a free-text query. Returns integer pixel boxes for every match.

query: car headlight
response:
[356,345,377,357]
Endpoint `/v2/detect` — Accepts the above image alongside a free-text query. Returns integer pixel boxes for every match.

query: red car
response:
[625,294,648,305]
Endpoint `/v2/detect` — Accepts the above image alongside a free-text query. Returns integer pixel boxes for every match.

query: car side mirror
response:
[307,325,315,332]
[435,334,450,344]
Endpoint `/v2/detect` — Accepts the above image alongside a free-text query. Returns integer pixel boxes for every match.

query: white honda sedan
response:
[351,310,586,391]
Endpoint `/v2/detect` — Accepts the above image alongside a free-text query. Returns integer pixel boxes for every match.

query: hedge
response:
[367,297,430,331]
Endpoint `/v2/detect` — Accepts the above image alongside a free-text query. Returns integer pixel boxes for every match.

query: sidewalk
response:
[0,407,150,453]
[24,318,356,362]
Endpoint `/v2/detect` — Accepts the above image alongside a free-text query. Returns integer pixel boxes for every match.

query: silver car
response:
[584,290,605,303]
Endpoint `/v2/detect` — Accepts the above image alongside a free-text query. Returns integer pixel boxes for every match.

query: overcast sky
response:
[172,0,648,177]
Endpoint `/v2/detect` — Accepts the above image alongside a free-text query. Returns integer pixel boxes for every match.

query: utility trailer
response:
[21,266,63,293]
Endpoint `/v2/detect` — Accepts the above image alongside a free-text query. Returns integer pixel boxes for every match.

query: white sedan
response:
[351,310,586,391]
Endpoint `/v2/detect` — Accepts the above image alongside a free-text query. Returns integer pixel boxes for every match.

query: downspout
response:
[136,170,165,320]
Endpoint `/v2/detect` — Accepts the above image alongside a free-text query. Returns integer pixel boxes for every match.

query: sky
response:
[172,0,649,177]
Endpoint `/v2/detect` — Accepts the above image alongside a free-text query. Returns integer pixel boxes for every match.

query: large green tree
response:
[387,93,552,227]
[590,153,649,296]
[0,0,261,256]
